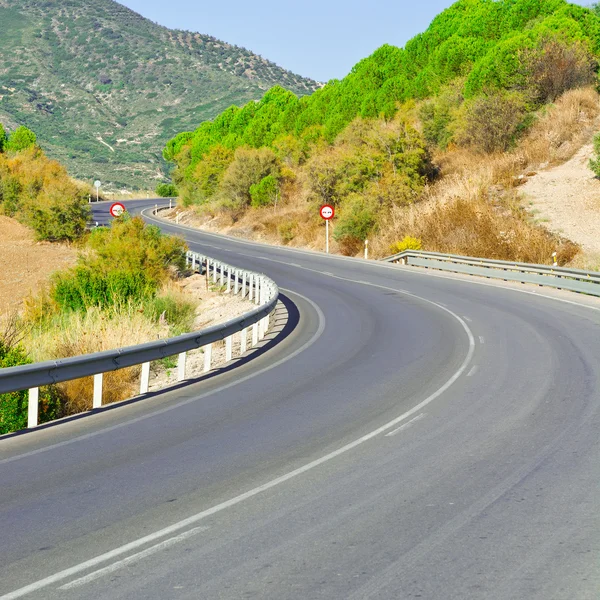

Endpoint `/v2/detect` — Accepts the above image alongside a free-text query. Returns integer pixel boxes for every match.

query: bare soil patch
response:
[521,144,600,255]
[0,216,78,313]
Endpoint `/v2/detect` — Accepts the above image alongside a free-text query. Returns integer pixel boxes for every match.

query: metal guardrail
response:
[0,251,279,429]
[383,250,600,297]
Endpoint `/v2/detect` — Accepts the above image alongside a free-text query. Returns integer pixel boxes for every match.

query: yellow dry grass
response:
[24,305,171,414]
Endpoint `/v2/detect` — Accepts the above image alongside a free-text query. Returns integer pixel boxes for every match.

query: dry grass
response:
[372,88,600,262]
[24,305,171,414]
[372,197,578,264]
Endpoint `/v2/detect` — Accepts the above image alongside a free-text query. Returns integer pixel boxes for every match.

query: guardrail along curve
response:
[383,250,600,297]
[0,251,279,430]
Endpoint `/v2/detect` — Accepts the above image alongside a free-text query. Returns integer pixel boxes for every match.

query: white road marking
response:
[385,413,426,437]
[479,336,485,344]
[0,291,326,464]
[0,287,475,599]
[59,526,209,590]
[463,316,472,322]
[467,365,479,377]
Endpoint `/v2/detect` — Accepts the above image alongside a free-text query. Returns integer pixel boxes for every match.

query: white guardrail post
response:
[28,388,39,428]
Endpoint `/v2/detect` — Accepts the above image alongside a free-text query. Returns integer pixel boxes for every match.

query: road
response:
[1,199,600,599]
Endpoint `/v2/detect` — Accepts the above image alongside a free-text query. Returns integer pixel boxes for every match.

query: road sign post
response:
[320,205,334,254]
[94,180,101,202]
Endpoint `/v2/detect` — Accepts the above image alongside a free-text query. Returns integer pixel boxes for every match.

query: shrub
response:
[250,174,280,208]
[220,147,280,208]
[51,267,157,312]
[155,182,178,197]
[589,133,600,178]
[520,39,598,105]
[333,195,378,255]
[455,91,528,153]
[390,236,423,254]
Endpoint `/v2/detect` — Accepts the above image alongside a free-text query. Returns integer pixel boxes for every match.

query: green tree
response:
[0,124,6,153]
[6,126,36,153]
[155,182,178,197]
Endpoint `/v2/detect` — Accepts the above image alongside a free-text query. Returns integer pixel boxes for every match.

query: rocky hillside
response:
[0,0,319,189]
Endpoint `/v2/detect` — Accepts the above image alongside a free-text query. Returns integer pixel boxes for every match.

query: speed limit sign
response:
[109,202,126,218]
[320,204,334,220]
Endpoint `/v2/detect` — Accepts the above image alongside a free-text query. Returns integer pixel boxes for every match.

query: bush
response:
[52,267,157,312]
[521,39,598,105]
[589,133,600,178]
[250,174,280,208]
[0,341,62,434]
[455,91,528,153]
[220,147,280,207]
[6,126,36,153]
[155,182,178,197]
[50,216,188,312]
[333,195,378,255]
[390,236,423,254]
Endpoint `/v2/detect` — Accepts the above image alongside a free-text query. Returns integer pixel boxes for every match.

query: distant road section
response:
[1,199,600,600]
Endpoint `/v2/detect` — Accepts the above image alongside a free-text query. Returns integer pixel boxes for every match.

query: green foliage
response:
[589,132,600,177]
[390,236,423,254]
[6,126,36,153]
[250,174,279,207]
[0,145,90,241]
[167,0,600,180]
[0,124,6,153]
[51,267,156,313]
[50,216,187,313]
[333,195,378,255]
[0,1,318,190]
[0,341,61,434]
[155,182,178,197]
[143,293,196,335]
[220,147,280,208]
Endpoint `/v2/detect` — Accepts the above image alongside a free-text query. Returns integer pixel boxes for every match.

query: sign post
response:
[109,202,126,218]
[319,204,334,254]
[94,180,101,202]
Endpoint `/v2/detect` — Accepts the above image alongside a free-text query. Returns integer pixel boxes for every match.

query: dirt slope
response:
[521,144,600,256]
[0,216,78,313]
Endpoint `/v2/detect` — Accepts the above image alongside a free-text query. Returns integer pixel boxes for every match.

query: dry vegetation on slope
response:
[164,87,600,267]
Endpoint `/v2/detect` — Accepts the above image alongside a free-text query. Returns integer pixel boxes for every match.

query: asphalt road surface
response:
[1,199,599,599]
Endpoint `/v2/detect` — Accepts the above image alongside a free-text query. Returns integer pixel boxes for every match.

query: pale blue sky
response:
[119,0,591,82]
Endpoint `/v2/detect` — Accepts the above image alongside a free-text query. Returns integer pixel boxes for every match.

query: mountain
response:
[0,0,319,189]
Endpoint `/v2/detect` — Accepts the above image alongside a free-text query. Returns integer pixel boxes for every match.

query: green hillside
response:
[163,0,600,264]
[167,0,600,179]
[0,0,319,189]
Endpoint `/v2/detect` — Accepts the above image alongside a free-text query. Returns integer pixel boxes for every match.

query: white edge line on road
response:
[0,270,475,599]
[59,526,209,590]
[0,290,326,465]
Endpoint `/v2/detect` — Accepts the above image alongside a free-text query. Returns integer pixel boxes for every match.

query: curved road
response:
[1,199,600,599]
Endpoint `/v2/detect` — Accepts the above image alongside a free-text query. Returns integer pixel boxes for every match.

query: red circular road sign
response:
[109,202,126,218]
[320,204,335,220]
